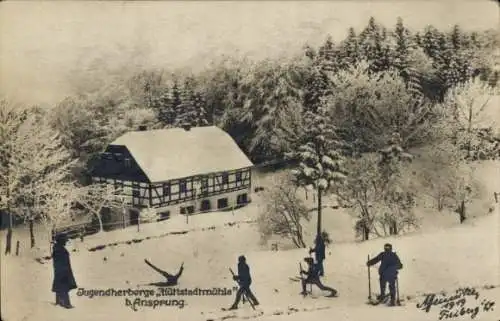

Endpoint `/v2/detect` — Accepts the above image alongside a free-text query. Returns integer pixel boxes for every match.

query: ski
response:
[366,296,405,306]
[289,276,301,282]
[221,307,235,311]
[366,294,389,306]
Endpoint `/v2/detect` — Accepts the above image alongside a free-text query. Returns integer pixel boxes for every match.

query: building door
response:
[130,209,140,225]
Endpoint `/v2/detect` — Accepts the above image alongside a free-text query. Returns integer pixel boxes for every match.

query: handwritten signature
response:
[416,287,495,319]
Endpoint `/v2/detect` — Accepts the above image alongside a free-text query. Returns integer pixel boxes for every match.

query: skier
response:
[228,255,259,310]
[366,243,403,306]
[300,257,337,297]
[52,233,77,309]
[144,259,184,286]
[309,233,326,276]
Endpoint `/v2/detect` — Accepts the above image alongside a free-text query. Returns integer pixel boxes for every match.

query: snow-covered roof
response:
[110,126,253,183]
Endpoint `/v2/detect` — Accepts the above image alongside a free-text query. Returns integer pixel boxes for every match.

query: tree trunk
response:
[363,223,370,241]
[4,211,13,255]
[295,225,306,248]
[437,195,444,211]
[95,212,104,232]
[316,188,322,237]
[467,104,473,157]
[391,220,398,235]
[29,219,35,248]
[459,200,466,223]
[4,227,12,255]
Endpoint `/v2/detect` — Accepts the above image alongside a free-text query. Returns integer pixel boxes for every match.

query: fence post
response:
[494,192,498,203]
[15,240,19,256]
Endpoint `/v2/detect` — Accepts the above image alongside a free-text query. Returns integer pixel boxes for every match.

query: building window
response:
[124,158,131,167]
[158,211,170,221]
[102,153,113,160]
[200,178,208,196]
[180,206,195,215]
[179,181,187,193]
[200,200,211,212]
[235,172,242,182]
[237,193,248,205]
[217,198,228,209]
[162,183,170,196]
[114,180,124,193]
[222,173,229,184]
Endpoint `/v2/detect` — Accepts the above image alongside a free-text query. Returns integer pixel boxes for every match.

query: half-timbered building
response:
[89,126,253,225]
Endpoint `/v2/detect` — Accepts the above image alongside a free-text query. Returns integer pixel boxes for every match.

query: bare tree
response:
[443,77,495,159]
[257,173,311,248]
[325,61,440,152]
[0,100,28,254]
[1,104,75,249]
[37,181,81,244]
[76,183,128,233]
[337,154,383,241]
[338,150,419,241]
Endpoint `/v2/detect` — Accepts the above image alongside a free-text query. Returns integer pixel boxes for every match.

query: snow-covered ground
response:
[1,163,499,321]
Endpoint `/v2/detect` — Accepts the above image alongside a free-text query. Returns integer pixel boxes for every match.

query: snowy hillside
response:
[1,195,499,321]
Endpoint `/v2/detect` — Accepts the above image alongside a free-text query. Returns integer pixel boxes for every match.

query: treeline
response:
[92,17,498,164]
[1,17,499,250]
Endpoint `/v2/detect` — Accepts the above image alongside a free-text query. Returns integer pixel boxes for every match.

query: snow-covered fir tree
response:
[339,27,360,69]
[289,107,348,236]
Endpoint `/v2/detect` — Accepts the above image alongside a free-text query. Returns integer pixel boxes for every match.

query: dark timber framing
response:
[92,160,252,210]
[89,127,254,220]
[147,167,252,209]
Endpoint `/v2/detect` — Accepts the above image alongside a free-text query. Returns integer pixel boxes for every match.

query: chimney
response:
[138,125,147,131]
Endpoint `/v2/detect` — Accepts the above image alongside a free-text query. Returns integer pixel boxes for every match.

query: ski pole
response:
[308,252,313,293]
[367,255,372,301]
[396,278,400,305]
[229,268,245,304]
[229,268,254,309]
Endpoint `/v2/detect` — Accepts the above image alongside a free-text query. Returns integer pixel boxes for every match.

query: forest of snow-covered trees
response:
[1,17,499,252]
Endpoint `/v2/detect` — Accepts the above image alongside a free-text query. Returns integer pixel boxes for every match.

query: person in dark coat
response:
[309,233,326,276]
[300,257,337,297]
[52,233,77,308]
[366,243,403,306]
[228,255,259,310]
[144,259,184,286]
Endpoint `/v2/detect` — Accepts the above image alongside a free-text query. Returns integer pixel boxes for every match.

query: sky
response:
[0,0,498,106]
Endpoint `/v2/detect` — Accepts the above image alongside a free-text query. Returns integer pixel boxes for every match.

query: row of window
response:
[157,194,249,220]
[102,152,132,167]
[161,172,248,196]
